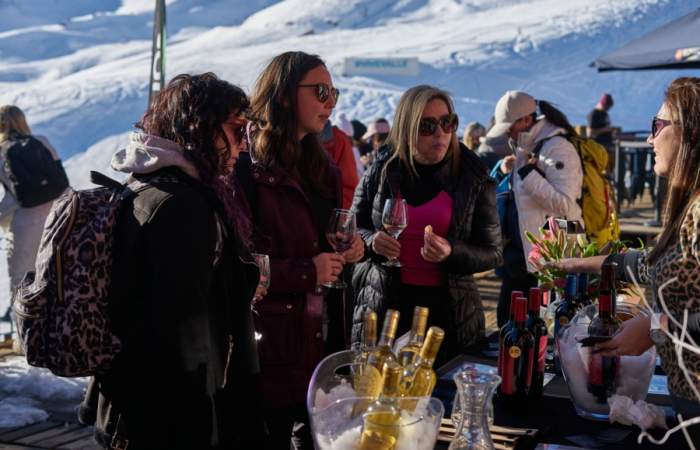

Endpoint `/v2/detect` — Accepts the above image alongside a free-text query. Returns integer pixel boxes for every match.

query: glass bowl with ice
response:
[307,350,445,450]
[556,303,656,421]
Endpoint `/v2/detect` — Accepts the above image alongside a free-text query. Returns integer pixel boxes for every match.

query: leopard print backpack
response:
[12,171,155,377]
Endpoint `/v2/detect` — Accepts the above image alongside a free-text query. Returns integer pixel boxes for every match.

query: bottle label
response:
[588,353,603,385]
[354,365,383,399]
[525,347,534,389]
[537,335,547,373]
[509,346,521,358]
[501,351,515,394]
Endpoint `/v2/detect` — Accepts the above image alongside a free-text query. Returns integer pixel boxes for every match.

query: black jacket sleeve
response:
[127,191,219,448]
[352,165,380,256]
[446,179,503,274]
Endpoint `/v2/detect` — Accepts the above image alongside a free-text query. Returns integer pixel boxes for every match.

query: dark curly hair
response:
[137,72,249,184]
[137,73,252,240]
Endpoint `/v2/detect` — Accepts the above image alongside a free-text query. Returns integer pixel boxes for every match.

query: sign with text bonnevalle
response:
[343,57,420,76]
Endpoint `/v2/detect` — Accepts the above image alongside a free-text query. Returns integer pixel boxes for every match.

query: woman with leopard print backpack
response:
[77,73,265,449]
[552,77,700,444]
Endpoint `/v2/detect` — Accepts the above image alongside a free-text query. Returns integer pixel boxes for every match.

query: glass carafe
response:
[449,366,501,450]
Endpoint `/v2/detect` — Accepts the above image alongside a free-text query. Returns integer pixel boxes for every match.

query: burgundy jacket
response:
[247,156,342,409]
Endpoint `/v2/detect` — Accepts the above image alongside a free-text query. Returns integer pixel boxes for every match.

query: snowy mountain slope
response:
[0,0,698,316]
[1,0,695,165]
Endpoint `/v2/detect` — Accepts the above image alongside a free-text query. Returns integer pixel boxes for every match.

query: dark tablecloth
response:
[433,345,697,450]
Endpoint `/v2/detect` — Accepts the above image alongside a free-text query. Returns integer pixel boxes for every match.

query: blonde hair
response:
[462,121,486,151]
[0,105,31,142]
[385,85,459,181]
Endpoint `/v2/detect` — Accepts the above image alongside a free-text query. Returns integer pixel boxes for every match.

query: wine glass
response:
[323,208,356,289]
[251,253,270,303]
[381,198,407,267]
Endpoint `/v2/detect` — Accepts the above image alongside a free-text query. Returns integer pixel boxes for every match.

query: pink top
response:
[399,191,453,286]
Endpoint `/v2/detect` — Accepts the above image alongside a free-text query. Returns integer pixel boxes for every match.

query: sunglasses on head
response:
[298,83,340,103]
[651,116,673,138]
[418,113,458,136]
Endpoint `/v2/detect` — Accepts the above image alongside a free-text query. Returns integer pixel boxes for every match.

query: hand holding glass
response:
[323,208,356,289]
[381,198,407,267]
[251,253,270,303]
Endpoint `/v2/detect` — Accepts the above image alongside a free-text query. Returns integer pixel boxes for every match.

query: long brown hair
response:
[650,77,700,262]
[538,100,578,138]
[249,51,332,196]
[138,72,249,185]
[385,85,460,181]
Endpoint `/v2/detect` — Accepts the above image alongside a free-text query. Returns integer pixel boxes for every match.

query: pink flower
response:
[554,277,566,288]
[528,245,544,270]
[547,217,560,235]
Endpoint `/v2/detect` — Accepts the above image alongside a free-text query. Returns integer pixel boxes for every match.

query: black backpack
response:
[0,135,69,207]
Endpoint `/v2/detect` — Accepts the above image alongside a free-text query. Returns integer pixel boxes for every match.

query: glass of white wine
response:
[381,198,407,267]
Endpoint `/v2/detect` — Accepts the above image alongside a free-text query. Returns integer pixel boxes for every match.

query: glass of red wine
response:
[251,253,270,304]
[323,208,356,289]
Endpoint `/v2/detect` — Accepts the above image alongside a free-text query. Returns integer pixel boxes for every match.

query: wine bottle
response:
[554,274,578,338]
[397,306,429,366]
[367,309,400,372]
[587,262,621,403]
[500,298,534,398]
[354,311,382,409]
[399,326,444,408]
[356,310,378,365]
[498,290,523,379]
[358,362,403,450]
[577,273,591,307]
[600,262,618,302]
[526,288,548,397]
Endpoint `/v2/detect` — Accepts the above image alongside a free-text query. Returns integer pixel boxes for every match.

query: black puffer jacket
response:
[351,144,502,349]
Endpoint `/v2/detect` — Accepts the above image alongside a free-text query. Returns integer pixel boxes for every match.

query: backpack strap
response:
[90,171,123,190]
[531,136,552,158]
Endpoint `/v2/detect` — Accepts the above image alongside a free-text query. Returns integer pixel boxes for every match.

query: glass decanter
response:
[449,366,501,450]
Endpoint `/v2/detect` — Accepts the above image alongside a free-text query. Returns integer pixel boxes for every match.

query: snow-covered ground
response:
[0,356,89,428]
[0,0,698,427]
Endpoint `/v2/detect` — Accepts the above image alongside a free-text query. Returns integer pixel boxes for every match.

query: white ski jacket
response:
[512,120,583,271]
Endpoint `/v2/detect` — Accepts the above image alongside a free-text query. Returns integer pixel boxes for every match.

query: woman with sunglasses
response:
[551,77,700,443]
[79,73,263,449]
[243,51,364,448]
[352,85,502,365]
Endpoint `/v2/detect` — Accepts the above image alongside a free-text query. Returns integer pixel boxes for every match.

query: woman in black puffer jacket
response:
[351,85,502,366]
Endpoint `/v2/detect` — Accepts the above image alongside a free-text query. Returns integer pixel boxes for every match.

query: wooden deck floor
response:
[0,421,99,450]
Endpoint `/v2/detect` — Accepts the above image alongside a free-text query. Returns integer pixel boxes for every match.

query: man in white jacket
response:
[489,91,583,326]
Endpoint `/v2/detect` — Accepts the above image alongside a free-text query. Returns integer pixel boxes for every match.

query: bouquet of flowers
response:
[525,217,628,291]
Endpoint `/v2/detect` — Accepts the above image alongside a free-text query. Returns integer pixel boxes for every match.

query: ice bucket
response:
[307,350,444,449]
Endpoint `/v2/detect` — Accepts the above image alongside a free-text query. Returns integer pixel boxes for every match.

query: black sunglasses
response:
[651,116,673,138]
[419,114,458,136]
[298,83,340,103]
[224,117,249,143]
